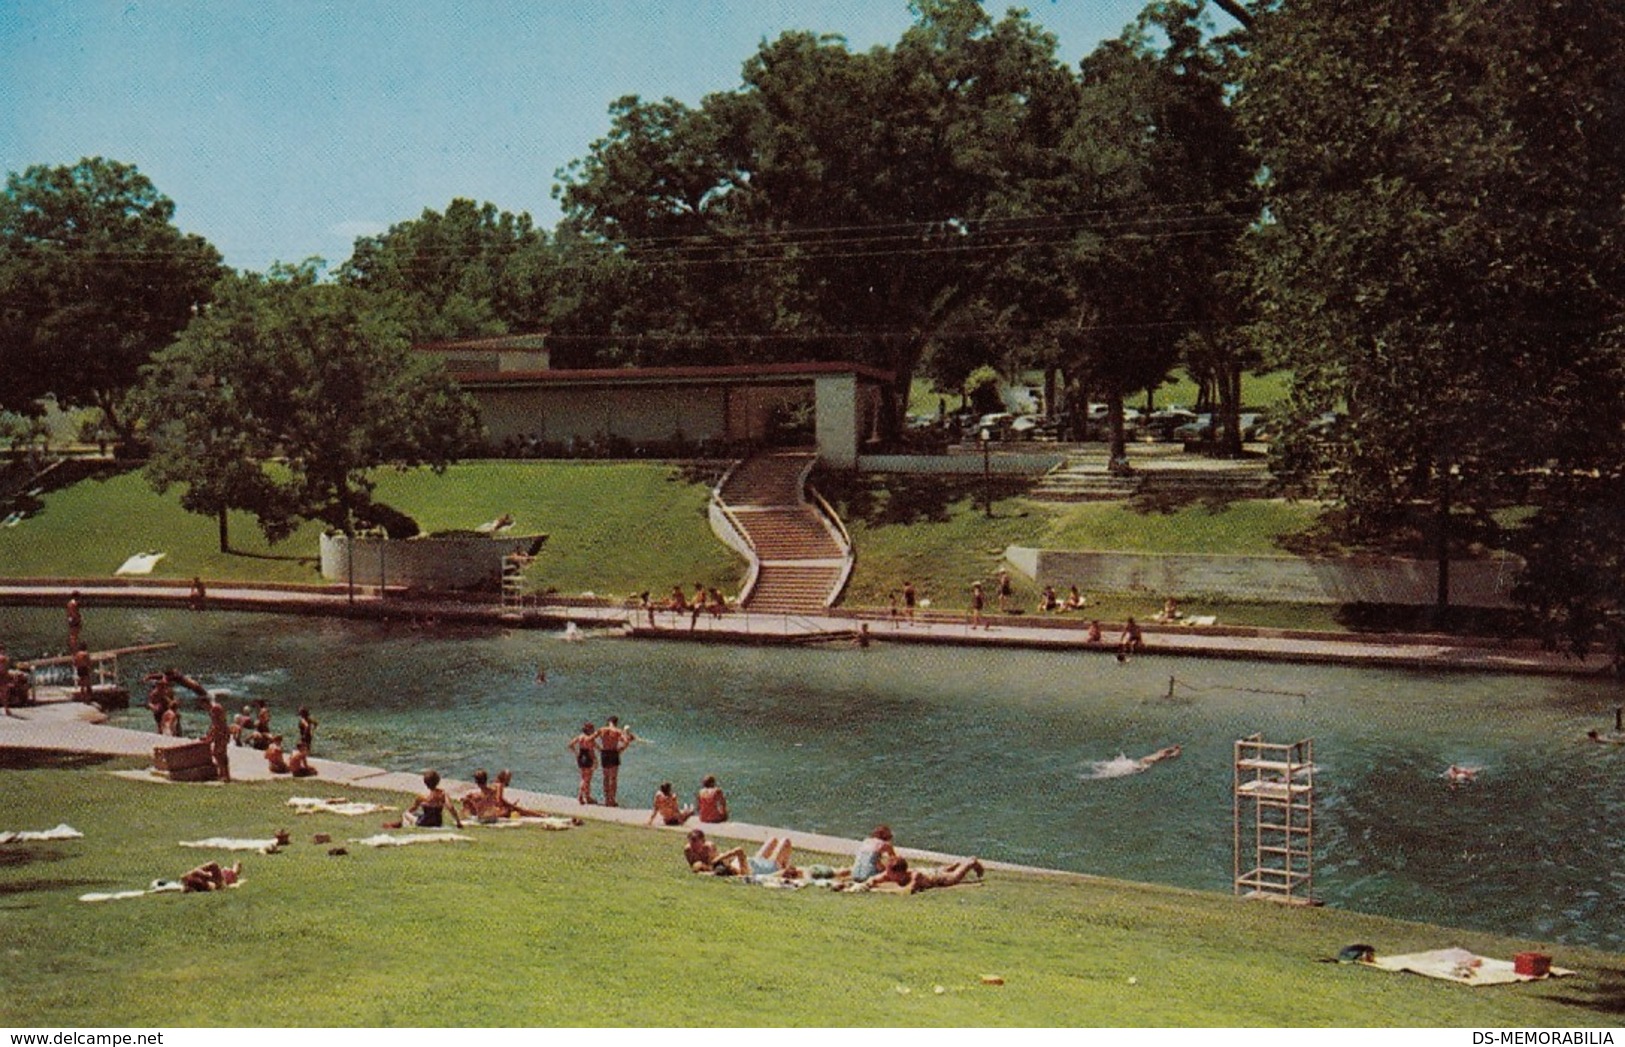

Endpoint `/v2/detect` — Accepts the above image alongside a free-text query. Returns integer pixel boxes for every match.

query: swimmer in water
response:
[1445,764,1479,783]
[1136,745,1181,769]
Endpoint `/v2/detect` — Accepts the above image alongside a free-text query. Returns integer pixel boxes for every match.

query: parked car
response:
[1143,406,1199,440]
[966,412,1015,440]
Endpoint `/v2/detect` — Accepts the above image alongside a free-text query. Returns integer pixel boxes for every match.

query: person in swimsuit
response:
[181,860,241,893]
[492,769,552,818]
[683,829,748,876]
[865,855,984,893]
[1119,617,1144,657]
[264,736,289,774]
[297,706,317,754]
[903,581,918,621]
[996,568,1013,612]
[1085,619,1103,644]
[569,723,598,804]
[461,769,500,820]
[286,740,317,778]
[145,672,174,730]
[405,770,463,828]
[205,692,231,782]
[850,825,897,882]
[72,644,93,701]
[231,704,253,745]
[969,582,986,630]
[1136,745,1181,769]
[596,716,633,806]
[695,775,729,823]
[1065,585,1085,611]
[254,700,272,736]
[746,837,798,879]
[159,696,182,737]
[647,781,695,826]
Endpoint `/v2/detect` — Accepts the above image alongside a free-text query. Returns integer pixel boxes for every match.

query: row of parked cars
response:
[918,404,1272,444]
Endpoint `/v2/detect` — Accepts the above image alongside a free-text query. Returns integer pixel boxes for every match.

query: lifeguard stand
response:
[1233,734,1316,905]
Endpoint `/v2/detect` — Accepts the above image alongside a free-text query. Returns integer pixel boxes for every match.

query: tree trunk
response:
[217,506,231,554]
[1435,463,1453,615]
[1215,353,1244,458]
[1107,392,1132,475]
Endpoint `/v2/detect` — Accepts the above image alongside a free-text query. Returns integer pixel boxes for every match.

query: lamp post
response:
[980,427,992,518]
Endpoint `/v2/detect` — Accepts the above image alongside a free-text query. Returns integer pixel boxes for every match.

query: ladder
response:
[500,553,529,616]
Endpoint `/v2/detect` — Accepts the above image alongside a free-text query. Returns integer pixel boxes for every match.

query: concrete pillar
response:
[814,373,860,468]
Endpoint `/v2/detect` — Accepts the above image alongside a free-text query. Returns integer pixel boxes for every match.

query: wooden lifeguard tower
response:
[1233,734,1317,905]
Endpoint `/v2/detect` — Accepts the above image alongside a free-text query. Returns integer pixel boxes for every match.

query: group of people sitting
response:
[1037,585,1090,614]
[681,823,985,895]
[646,776,729,827]
[458,768,553,822]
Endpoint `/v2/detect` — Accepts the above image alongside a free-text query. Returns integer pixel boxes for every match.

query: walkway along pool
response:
[9,606,1625,950]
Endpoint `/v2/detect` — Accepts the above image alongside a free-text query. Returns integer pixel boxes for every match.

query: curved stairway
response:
[717,451,850,615]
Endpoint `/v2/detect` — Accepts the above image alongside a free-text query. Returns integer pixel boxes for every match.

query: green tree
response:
[1236,0,1625,614]
[1017,2,1254,468]
[137,264,484,546]
[557,0,1080,429]
[0,158,223,434]
[338,198,555,342]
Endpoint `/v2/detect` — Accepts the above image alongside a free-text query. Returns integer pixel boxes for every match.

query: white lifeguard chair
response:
[1233,734,1317,905]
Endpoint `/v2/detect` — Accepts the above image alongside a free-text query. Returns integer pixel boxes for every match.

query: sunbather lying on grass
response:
[181,861,242,893]
[861,855,983,894]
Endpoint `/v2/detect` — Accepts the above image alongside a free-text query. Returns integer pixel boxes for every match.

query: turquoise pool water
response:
[9,606,1625,949]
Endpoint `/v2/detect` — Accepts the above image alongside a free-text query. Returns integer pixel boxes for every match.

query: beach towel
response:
[80,878,243,903]
[0,823,83,843]
[179,837,280,853]
[115,551,167,575]
[468,815,578,831]
[286,797,391,816]
[1363,948,1574,986]
[350,832,472,848]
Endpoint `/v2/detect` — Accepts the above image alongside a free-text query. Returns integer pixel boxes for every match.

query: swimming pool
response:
[9,605,1624,948]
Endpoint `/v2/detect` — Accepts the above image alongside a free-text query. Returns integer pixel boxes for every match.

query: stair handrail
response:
[708,459,761,606]
[805,483,855,609]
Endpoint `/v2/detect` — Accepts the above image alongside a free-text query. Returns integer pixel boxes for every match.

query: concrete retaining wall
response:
[1010,547,1524,608]
[320,532,546,591]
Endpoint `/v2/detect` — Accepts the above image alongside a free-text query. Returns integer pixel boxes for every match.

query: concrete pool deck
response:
[0,579,1612,677]
[0,698,1070,877]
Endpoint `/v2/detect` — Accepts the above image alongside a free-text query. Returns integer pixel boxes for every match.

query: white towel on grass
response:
[350,832,472,848]
[0,823,84,843]
[115,551,166,575]
[179,837,279,852]
[286,797,391,816]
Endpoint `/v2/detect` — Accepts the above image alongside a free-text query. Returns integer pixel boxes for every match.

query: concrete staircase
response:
[1032,452,1275,502]
[718,451,850,615]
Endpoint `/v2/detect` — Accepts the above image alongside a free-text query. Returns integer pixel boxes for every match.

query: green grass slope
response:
[2,754,1617,1027]
[0,461,744,598]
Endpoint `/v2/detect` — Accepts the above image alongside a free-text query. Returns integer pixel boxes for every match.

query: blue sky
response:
[2,1,1155,274]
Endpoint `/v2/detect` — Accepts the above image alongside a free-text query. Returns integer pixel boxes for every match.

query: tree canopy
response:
[1236,0,1625,622]
[0,158,223,431]
[137,264,483,546]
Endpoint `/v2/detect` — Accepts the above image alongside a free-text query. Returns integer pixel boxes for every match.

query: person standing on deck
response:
[596,716,634,807]
[205,692,231,782]
[570,723,599,804]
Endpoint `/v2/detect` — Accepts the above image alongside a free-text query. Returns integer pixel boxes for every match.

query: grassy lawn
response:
[0,461,743,598]
[3,752,1617,1027]
[821,471,1324,624]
